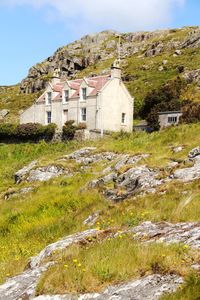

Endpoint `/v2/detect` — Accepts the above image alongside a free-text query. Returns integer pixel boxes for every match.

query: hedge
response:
[0,123,57,142]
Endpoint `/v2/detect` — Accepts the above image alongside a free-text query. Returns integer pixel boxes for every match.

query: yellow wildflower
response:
[64,264,68,268]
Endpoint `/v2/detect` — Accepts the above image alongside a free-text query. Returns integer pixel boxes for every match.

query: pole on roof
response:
[118,34,121,62]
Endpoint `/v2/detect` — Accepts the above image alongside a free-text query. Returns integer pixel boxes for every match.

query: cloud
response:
[1,0,186,35]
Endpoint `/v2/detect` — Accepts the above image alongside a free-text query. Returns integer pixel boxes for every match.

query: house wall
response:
[20,74,134,134]
[97,79,133,132]
[20,104,35,124]
[159,112,182,129]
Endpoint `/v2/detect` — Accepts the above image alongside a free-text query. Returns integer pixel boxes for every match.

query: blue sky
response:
[0,0,199,86]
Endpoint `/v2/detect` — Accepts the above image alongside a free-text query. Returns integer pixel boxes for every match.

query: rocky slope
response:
[1,26,200,121]
[20,27,200,97]
[0,142,200,299]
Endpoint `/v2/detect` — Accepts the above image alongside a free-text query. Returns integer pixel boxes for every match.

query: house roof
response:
[36,75,110,103]
[158,111,182,115]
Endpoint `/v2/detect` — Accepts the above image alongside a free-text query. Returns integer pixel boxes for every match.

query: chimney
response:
[52,68,61,85]
[111,59,121,79]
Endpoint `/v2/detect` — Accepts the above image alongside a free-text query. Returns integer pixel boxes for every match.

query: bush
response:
[62,121,87,140]
[0,123,57,142]
[0,123,17,139]
[140,77,184,130]
[43,123,57,141]
[62,120,76,140]
[180,101,200,124]
[15,123,44,141]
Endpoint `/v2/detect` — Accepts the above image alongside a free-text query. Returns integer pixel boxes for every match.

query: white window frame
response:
[81,88,87,101]
[47,92,52,105]
[64,90,69,103]
[121,113,126,125]
[168,116,177,124]
[80,107,87,122]
[47,111,52,124]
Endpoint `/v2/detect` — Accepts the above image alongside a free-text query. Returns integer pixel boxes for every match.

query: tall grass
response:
[36,235,199,295]
[0,123,199,285]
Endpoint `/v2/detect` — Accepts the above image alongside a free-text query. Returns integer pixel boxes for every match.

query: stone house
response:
[158,111,182,129]
[20,61,134,133]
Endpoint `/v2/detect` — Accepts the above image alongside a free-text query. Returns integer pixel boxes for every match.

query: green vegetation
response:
[36,237,199,295]
[0,85,41,123]
[161,274,200,300]
[0,123,56,142]
[0,123,199,291]
[1,28,200,123]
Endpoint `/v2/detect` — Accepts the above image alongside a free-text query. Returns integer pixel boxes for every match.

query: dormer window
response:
[47,92,52,105]
[82,88,87,100]
[64,90,69,102]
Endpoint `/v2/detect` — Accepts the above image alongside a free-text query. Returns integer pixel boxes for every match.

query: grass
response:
[161,274,200,300]
[36,235,199,295]
[0,85,41,123]
[0,123,199,290]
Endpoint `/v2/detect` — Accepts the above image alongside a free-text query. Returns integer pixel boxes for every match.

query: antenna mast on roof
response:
[118,34,121,63]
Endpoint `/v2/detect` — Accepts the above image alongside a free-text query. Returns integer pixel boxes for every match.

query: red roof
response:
[38,75,110,103]
[53,83,63,92]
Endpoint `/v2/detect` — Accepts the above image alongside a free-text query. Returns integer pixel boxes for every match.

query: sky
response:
[0,0,199,85]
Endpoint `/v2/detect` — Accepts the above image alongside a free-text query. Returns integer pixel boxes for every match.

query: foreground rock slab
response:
[173,146,200,182]
[0,229,101,300]
[33,274,183,300]
[15,162,67,183]
[131,221,200,249]
[27,166,66,182]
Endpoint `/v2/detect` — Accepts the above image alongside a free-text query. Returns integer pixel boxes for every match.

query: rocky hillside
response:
[1,26,200,121]
[0,124,200,299]
[20,27,200,114]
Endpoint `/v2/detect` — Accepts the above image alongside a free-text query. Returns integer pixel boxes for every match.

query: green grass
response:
[0,85,41,123]
[161,274,200,300]
[0,123,199,290]
[36,235,199,295]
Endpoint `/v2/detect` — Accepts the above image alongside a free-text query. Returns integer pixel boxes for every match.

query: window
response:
[82,88,87,100]
[80,108,86,122]
[63,109,68,123]
[47,111,51,124]
[168,116,177,124]
[47,92,52,104]
[121,113,126,124]
[64,90,69,102]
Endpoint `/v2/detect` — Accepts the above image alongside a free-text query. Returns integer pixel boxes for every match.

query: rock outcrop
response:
[173,146,200,182]
[15,162,67,183]
[0,109,9,120]
[33,274,183,300]
[130,221,200,249]
[19,27,200,94]
[0,229,103,300]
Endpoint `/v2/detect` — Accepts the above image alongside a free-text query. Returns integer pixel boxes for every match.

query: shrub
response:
[0,123,56,142]
[140,77,184,130]
[44,123,57,141]
[0,123,17,139]
[15,123,44,141]
[180,101,200,124]
[62,121,87,140]
[62,120,76,140]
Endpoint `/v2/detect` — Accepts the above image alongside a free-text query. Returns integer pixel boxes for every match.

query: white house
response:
[20,61,134,133]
